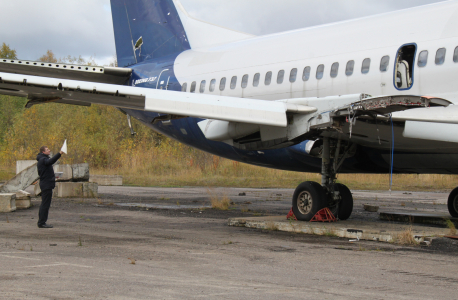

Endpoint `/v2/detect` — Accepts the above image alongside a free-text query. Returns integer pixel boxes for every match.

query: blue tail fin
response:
[110,0,191,67]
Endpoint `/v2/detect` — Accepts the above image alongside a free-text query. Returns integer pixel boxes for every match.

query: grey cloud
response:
[0,0,447,64]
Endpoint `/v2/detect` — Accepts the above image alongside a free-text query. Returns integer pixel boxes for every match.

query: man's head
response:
[40,146,51,155]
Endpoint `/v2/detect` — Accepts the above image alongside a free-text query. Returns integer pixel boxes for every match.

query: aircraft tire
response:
[292,181,326,221]
[335,183,353,220]
[447,187,458,218]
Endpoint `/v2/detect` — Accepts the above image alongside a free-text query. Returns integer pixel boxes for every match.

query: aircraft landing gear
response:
[292,137,354,221]
[448,187,458,218]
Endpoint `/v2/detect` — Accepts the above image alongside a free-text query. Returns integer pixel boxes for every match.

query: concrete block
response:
[15,190,31,200]
[89,175,122,186]
[54,164,73,181]
[16,160,36,174]
[0,193,16,212]
[16,199,32,209]
[34,182,42,197]
[83,182,98,198]
[15,190,32,209]
[56,182,83,198]
[72,163,89,181]
[0,163,39,193]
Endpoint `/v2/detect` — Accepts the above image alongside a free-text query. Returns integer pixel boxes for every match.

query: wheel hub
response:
[297,191,313,215]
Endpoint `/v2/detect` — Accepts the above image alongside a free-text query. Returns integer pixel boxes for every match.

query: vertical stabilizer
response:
[110,0,191,67]
[110,0,255,67]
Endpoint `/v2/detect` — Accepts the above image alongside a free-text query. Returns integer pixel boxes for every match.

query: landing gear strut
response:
[448,187,458,218]
[292,137,354,221]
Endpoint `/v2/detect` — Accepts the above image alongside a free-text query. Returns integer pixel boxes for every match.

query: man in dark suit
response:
[36,146,64,228]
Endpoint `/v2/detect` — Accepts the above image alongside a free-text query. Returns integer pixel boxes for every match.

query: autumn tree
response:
[38,49,58,63]
[0,43,17,59]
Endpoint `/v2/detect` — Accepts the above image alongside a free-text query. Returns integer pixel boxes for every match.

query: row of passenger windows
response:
[181,46,458,93]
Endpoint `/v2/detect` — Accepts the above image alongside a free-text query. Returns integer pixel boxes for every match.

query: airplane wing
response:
[0,65,453,150]
[0,71,295,127]
[0,59,132,85]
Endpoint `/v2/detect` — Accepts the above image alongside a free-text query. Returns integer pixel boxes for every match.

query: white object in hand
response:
[61,139,67,154]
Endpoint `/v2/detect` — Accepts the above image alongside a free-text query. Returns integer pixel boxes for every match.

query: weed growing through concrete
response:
[240,206,250,213]
[266,222,279,231]
[207,189,231,210]
[394,227,419,245]
[222,241,233,245]
[128,258,136,265]
[176,201,180,206]
[324,226,338,237]
[97,198,103,205]
[6,215,9,223]
[444,219,457,236]
[78,236,83,247]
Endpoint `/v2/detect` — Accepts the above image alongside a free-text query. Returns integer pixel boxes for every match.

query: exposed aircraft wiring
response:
[389,114,394,193]
[348,106,356,138]
[375,116,381,145]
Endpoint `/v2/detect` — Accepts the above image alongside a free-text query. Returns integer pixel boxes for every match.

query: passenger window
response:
[253,73,260,87]
[230,76,237,89]
[330,62,339,78]
[316,64,324,80]
[454,47,458,63]
[380,56,390,72]
[199,80,206,93]
[289,68,297,82]
[181,82,187,92]
[418,50,428,67]
[436,48,446,65]
[209,79,216,92]
[302,66,311,81]
[265,71,272,85]
[190,81,196,93]
[361,58,371,74]
[219,77,226,91]
[241,74,249,88]
[345,60,354,76]
[277,70,285,84]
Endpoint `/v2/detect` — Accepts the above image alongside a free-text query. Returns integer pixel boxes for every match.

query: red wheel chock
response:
[286,208,297,220]
[310,208,337,222]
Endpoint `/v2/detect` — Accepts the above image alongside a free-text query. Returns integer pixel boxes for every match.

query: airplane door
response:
[394,44,417,90]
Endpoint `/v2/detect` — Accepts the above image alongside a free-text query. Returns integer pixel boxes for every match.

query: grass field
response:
[2,148,458,191]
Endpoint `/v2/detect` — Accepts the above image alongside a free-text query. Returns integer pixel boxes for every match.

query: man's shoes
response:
[37,223,53,228]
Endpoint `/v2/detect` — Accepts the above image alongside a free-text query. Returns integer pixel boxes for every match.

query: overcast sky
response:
[0,0,447,66]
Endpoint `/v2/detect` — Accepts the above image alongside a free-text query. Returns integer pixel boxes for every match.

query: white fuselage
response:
[174,1,458,103]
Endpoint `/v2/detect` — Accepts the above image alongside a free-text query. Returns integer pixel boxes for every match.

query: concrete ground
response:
[0,186,457,299]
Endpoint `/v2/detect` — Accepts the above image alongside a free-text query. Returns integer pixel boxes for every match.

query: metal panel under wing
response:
[403,120,458,143]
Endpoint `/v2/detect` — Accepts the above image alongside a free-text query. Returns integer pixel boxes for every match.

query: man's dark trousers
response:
[38,189,53,226]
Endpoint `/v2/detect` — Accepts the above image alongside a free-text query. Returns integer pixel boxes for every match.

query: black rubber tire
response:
[292,181,326,221]
[335,183,353,220]
[447,187,458,218]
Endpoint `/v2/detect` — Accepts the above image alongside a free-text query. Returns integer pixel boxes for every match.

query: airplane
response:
[1,0,458,221]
